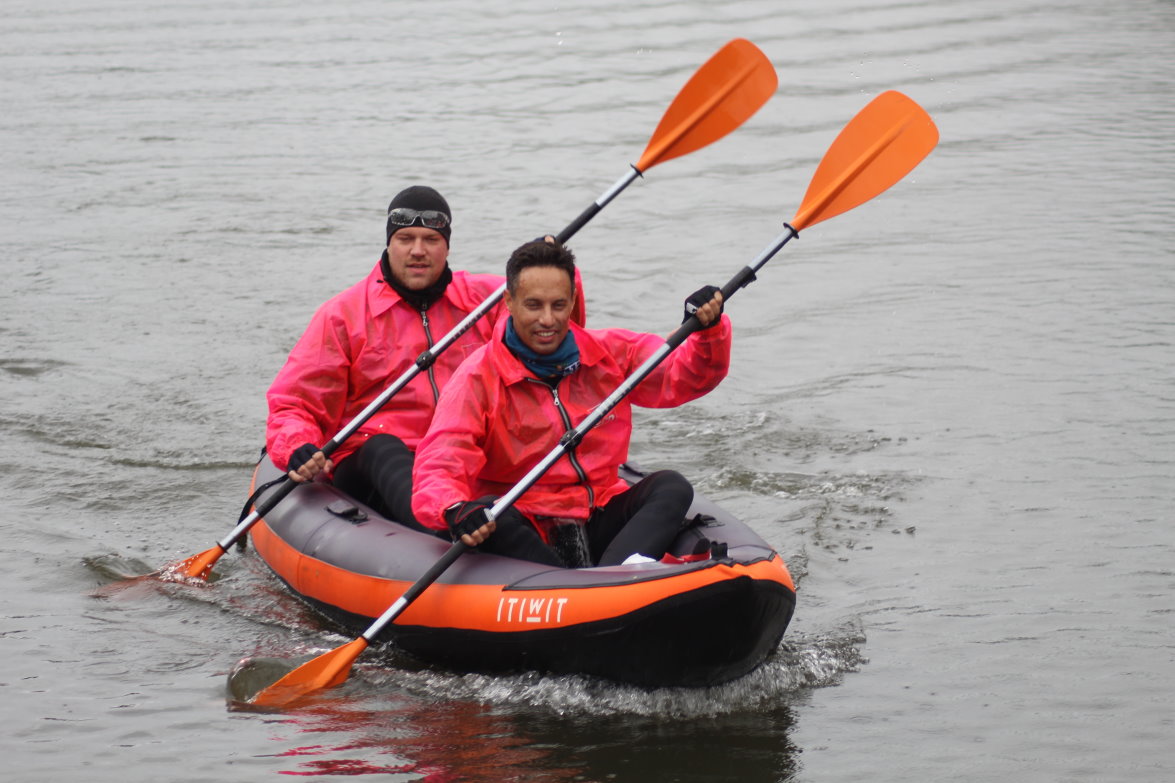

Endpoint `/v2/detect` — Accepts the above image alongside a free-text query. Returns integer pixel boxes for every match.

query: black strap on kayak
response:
[234,447,283,551]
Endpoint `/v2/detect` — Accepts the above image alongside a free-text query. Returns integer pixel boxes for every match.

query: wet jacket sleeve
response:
[265,307,353,471]
[411,362,493,532]
[625,314,732,408]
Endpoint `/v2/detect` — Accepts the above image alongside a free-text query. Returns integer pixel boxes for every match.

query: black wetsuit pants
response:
[477,469,694,567]
[332,433,428,532]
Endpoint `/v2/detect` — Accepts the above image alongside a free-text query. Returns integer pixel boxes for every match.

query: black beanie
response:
[386,185,452,246]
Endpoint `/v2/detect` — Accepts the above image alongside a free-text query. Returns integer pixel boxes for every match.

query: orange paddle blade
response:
[791,90,939,231]
[250,637,370,709]
[636,38,777,172]
[166,545,224,581]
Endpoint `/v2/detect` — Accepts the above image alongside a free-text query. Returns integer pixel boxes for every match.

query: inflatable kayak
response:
[247,456,796,688]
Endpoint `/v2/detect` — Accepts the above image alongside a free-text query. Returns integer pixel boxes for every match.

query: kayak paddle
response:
[163,38,777,582]
[245,89,938,708]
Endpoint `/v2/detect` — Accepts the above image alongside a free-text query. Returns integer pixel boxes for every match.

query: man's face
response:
[506,265,576,355]
[386,227,448,291]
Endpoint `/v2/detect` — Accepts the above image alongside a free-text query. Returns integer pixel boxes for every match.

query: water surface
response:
[2,0,1172,780]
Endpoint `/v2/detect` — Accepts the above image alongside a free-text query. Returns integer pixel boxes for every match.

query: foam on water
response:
[356,622,865,720]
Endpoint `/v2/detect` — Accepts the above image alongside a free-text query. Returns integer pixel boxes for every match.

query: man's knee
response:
[647,469,694,507]
[361,433,412,462]
[485,509,564,567]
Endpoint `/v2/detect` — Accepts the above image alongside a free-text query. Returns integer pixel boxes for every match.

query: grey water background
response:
[2,0,1172,780]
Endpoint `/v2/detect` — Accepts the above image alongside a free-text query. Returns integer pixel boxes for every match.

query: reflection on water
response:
[252,678,807,781]
[259,696,590,781]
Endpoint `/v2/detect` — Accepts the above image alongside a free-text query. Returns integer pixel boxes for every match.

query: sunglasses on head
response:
[387,207,451,230]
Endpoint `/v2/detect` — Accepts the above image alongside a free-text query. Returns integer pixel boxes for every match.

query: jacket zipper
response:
[528,378,595,508]
[420,308,440,401]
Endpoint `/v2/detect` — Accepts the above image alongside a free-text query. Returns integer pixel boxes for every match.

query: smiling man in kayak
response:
[265,186,584,530]
[411,238,728,566]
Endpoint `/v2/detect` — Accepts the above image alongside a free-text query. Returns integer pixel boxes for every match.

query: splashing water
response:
[349,622,867,720]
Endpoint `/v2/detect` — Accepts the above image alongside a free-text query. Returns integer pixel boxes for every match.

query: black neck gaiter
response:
[380,250,453,311]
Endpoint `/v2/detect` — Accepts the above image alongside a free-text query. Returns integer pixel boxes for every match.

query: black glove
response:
[683,285,724,328]
[287,443,319,473]
[444,496,497,540]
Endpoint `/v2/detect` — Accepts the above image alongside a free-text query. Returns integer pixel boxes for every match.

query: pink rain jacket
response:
[411,315,732,535]
[266,260,585,472]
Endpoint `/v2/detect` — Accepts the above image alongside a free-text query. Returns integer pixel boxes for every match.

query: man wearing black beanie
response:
[379,185,455,311]
[264,186,586,530]
[385,185,452,246]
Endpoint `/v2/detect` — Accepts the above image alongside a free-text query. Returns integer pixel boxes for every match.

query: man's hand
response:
[287,443,333,483]
[445,498,498,546]
[683,285,725,329]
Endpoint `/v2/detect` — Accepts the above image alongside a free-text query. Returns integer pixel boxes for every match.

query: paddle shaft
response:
[557,166,641,243]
